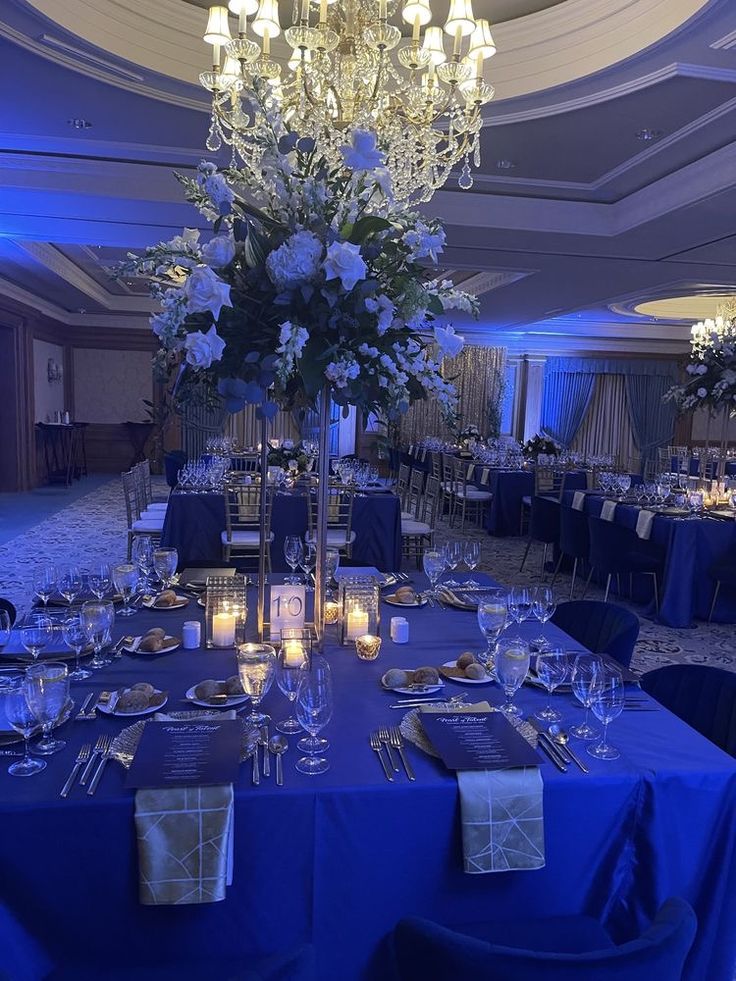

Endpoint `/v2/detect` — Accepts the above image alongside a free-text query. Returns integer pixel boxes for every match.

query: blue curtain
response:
[540,371,595,448]
[625,374,677,466]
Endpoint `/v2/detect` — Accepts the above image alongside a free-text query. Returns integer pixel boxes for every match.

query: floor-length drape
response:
[224,405,299,448]
[626,373,677,467]
[540,371,595,448]
[571,375,636,465]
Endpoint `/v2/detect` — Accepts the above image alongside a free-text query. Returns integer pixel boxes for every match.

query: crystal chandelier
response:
[199,0,496,205]
[690,299,736,355]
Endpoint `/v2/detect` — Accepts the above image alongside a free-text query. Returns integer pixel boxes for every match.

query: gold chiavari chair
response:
[222,483,274,568]
[122,469,163,560]
[402,475,440,566]
[450,457,492,531]
[306,483,356,558]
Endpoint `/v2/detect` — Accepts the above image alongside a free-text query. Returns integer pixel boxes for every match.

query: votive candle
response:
[324,600,339,624]
[355,634,382,661]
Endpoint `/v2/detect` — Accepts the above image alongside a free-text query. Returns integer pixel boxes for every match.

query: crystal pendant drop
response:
[458,160,473,190]
[206,114,222,152]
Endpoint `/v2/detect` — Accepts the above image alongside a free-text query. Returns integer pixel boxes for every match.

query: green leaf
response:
[426,294,443,316]
[348,216,391,245]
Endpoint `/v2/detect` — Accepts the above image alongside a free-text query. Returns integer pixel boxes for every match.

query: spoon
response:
[548,725,589,773]
[269,735,288,787]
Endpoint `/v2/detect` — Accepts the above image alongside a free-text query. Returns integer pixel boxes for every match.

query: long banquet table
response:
[160,489,402,572]
[1,575,735,980]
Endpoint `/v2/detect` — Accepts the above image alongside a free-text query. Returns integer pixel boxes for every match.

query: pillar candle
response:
[212,611,236,646]
[346,607,369,640]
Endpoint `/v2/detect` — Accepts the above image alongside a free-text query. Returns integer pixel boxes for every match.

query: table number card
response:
[270,584,306,636]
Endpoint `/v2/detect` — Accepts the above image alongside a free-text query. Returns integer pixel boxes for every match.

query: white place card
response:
[270,585,306,636]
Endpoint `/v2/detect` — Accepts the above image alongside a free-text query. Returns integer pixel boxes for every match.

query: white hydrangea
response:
[325,358,361,388]
[266,231,323,291]
[403,221,446,262]
[365,294,395,335]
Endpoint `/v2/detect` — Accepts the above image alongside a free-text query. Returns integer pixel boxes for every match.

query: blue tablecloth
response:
[476,469,589,537]
[160,490,402,572]
[0,577,734,980]
[561,491,736,626]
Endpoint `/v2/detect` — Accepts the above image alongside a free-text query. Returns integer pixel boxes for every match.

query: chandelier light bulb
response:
[288,46,313,70]
[468,18,496,59]
[444,0,475,38]
[422,25,446,65]
[253,0,281,38]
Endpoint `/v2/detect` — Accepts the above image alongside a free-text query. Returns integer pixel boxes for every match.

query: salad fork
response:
[389,728,415,781]
[369,732,393,782]
[60,744,90,798]
[80,734,110,786]
[378,727,400,772]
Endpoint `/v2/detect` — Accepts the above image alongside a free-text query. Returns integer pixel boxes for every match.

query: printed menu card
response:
[126,720,242,789]
[420,712,539,771]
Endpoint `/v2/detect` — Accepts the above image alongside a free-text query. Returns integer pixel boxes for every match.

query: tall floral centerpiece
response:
[124,91,477,639]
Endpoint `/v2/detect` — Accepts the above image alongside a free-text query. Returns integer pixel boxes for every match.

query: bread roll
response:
[464,663,487,680]
[194,679,225,700]
[413,666,440,685]
[155,590,178,607]
[224,675,244,695]
[116,690,149,713]
[394,586,417,604]
[138,635,163,652]
[146,628,166,639]
[382,669,413,689]
[456,652,476,670]
[131,682,155,698]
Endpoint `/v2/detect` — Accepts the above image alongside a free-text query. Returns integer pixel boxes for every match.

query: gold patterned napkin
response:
[420,702,545,875]
[636,508,655,540]
[134,711,235,906]
[601,499,618,521]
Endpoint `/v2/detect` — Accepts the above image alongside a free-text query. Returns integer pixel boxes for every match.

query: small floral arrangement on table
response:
[456,424,482,451]
[665,317,736,416]
[267,439,312,475]
[121,85,478,423]
[522,434,561,459]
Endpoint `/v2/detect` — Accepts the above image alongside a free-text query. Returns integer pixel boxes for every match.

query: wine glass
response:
[132,539,155,593]
[324,548,340,596]
[153,548,178,590]
[20,615,53,661]
[300,541,317,592]
[276,634,310,734]
[463,540,481,586]
[81,601,115,669]
[534,647,568,722]
[531,586,556,651]
[4,679,46,777]
[88,563,112,601]
[587,666,625,760]
[57,566,82,608]
[508,586,533,626]
[422,549,446,599]
[237,643,277,727]
[62,615,92,681]
[112,563,139,617]
[284,536,303,585]
[32,566,57,608]
[0,611,11,653]
[495,639,530,717]
[295,656,333,774]
[476,591,507,671]
[24,662,69,755]
[570,653,602,740]
[442,541,463,586]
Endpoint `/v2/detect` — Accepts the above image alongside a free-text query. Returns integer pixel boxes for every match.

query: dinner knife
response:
[527,718,568,771]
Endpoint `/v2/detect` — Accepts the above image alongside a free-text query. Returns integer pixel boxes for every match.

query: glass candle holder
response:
[324,600,339,625]
[205,575,248,649]
[339,576,380,646]
[280,627,312,667]
[355,634,382,661]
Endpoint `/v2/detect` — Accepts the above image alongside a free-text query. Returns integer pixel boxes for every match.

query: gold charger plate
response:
[110,712,259,767]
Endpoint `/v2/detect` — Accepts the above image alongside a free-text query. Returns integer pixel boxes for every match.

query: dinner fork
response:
[87,742,113,796]
[80,734,110,786]
[60,744,91,798]
[369,732,393,782]
[379,727,400,772]
[389,728,415,781]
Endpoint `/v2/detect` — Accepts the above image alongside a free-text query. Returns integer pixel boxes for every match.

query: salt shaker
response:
[390,617,409,644]
[182,621,202,650]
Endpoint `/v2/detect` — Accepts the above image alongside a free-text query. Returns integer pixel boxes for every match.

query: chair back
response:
[419,476,441,526]
[642,665,736,757]
[534,466,568,500]
[231,453,259,473]
[131,460,152,507]
[430,453,441,482]
[451,457,475,495]
[551,599,639,668]
[397,464,410,509]
[122,470,144,524]
[307,484,355,545]
[529,495,560,545]
[224,483,273,538]
[559,505,590,560]
[407,469,425,517]
[440,453,456,490]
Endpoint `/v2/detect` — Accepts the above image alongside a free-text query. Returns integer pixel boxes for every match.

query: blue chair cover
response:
[392,898,696,981]
[588,517,661,576]
[529,495,560,545]
[559,505,589,561]
[550,600,639,668]
[642,665,736,758]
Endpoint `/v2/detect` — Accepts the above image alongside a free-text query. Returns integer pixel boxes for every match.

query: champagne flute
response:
[587,666,625,760]
[62,615,92,681]
[283,536,303,585]
[531,586,556,651]
[4,679,46,777]
[153,548,178,591]
[443,541,463,586]
[300,541,317,592]
[57,566,82,608]
[20,615,53,661]
[495,639,530,717]
[81,601,115,669]
[33,566,57,608]
[570,653,602,740]
[295,656,333,774]
[237,643,277,727]
[476,591,507,671]
[534,646,568,722]
[88,563,112,601]
[24,662,69,755]
[463,540,481,587]
[422,549,446,600]
[112,563,139,617]
[276,634,310,734]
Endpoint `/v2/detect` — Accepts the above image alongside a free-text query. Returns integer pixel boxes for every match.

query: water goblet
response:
[442,541,463,586]
[300,541,317,592]
[153,548,178,590]
[508,586,533,626]
[587,666,625,760]
[112,563,139,617]
[4,679,46,777]
[463,540,481,586]
[284,536,303,585]
[295,656,333,774]
[531,586,556,650]
[237,643,277,728]
[57,565,82,608]
[496,639,530,717]
[276,633,310,734]
[422,549,446,599]
[88,563,112,601]
[81,601,115,669]
[570,653,602,740]
[24,661,69,755]
[33,566,57,608]
[20,615,53,661]
[476,591,508,671]
[534,647,568,722]
[133,539,155,592]
[62,615,92,681]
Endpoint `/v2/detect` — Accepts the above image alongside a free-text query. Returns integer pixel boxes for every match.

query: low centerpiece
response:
[522,434,561,461]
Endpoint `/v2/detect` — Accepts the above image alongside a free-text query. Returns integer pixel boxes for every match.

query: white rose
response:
[184,325,226,369]
[341,130,385,171]
[282,439,294,450]
[323,241,367,292]
[202,234,235,268]
[183,266,232,320]
[697,387,708,398]
[434,325,464,358]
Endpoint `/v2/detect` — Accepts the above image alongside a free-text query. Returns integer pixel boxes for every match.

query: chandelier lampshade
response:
[204,6,232,44]
[444,0,475,37]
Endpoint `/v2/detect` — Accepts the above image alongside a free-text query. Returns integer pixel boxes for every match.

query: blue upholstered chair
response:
[519,495,560,578]
[585,516,662,610]
[550,600,639,669]
[642,665,736,757]
[391,898,696,981]
[0,597,17,627]
[707,553,736,622]
[551,504,590,599]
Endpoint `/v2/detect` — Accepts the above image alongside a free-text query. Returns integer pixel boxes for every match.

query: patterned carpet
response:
[1,478,734,676]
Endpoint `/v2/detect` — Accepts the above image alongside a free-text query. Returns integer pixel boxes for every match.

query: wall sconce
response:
[47,359,63,384]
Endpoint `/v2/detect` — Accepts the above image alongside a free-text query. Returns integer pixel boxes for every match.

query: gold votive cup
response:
[324,600,339,625]
[355,633,382,661]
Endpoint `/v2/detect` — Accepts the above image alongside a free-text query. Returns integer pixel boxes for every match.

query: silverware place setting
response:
[60,743,91,798]
[370,728,414,781]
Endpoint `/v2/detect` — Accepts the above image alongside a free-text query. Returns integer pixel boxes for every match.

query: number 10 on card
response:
[270,585,306,636]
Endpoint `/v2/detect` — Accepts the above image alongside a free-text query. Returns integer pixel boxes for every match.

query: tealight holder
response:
[339,576,380,646]
[324,600,339,625]
[205,575,248,649]
[279,626,312,668]
[355,634,382,661]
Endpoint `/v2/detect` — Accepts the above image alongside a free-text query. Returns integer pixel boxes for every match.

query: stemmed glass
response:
[535,647,568,722]
[24,662,69,755]
[62,615,92,681]
[531,586,556,651]
[4,679,46,777]
[237,643,277,727]
[57,566,82,608]
[20,615,53,661]
[463,540,481,586]
[0,612,11,652]
[276,636,310,734]
[88,563,112,601]
[32,566,57,608]
[495,639,530,717]
[284,536,303,585]
[300,541,317,592]
[508,586,533,627]
[113,563,139,617]
[132,539,155,593]
[295,656,333,775]
[81,601,115,669]
[422,549,446,600]
[476,591,508,671]
[442,541,463,586]
[587,666,625,760]
[570,653,601,740]
[324,548,340,596]
[153,548,178,591]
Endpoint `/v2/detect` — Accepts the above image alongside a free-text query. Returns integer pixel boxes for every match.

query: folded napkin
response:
[480,468,490,485]
[601,499,617,521]
[134,711,235,906]
[636,509,656,540]
[420,702,544,875]
[572,491,586,511]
